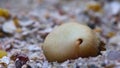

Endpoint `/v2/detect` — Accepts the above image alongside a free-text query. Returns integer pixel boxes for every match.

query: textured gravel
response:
[0,0,120,68]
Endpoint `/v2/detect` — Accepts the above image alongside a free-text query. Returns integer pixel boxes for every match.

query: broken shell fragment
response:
[87,2,102,12]
[0,8,11,20]
[2,20,17,34]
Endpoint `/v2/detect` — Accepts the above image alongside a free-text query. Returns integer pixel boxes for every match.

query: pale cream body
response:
[42,22,99,62]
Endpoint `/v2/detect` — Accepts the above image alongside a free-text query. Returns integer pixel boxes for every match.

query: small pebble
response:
[0,50,7,58]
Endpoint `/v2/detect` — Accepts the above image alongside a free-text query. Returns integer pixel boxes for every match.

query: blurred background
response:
[0,0,120,68]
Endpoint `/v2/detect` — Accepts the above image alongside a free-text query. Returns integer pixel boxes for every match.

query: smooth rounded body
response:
[42,22,99,62]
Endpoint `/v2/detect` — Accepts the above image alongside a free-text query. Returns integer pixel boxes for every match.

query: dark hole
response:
[77,39,83,45]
